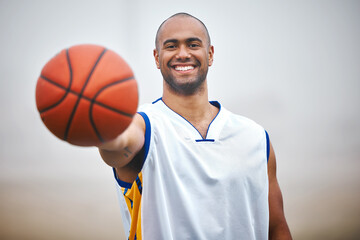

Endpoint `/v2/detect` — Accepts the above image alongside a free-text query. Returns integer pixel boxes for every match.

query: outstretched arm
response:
[268,141,292,239]
[98,113,146,183]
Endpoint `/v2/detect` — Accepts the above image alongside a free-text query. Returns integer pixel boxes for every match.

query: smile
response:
[174,65,195,71]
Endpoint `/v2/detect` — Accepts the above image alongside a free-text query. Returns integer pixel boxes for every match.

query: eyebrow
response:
[186,37,202,43]
[163,39,178,46]
[162,37,203,46]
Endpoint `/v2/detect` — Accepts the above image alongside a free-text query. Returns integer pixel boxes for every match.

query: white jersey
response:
[115,98,269,240]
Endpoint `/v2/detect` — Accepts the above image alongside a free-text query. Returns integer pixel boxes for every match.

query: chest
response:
[188,121,211,139]
[150,119,267,191]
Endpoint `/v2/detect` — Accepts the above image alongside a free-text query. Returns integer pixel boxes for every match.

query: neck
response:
[162,80,216,123]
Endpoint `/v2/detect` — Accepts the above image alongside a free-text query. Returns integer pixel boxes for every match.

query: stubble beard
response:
[162,60,208,96]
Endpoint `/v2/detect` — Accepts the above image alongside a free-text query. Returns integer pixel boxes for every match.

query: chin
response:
[165,77,205,96]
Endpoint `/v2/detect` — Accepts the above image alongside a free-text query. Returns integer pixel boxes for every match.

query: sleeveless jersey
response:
[114,98,269,240]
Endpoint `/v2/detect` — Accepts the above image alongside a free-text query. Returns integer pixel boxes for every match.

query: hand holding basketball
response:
[36,44,138,146]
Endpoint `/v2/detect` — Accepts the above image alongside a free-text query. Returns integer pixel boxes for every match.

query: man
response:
[99,13,292,240]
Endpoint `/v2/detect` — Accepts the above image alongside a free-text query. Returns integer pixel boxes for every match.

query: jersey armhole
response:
[113,111,151,188]
[138,112,151,163]
[265,130,270,163]
[113,168,133,188]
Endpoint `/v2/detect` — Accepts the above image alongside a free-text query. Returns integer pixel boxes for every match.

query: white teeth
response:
[175,66,194,71]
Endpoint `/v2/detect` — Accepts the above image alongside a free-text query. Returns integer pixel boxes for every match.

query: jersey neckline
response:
[152,97,225,142]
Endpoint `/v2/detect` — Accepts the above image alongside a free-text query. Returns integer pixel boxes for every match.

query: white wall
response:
[0,0,359,239]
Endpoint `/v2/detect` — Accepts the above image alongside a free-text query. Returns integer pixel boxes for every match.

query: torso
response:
[132,99,269,239]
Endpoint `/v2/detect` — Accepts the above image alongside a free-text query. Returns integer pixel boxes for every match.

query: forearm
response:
[268,141,292,240]
[268,181,292,240]
[99,131,127,152]
[98,114,145,168]
[98,134,143,169]
[269,221,292,240]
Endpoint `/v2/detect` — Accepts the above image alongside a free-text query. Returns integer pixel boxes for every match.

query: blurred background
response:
[0,0,359,239]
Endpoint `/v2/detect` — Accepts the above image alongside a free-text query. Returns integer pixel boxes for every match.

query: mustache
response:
[168,58,201,66]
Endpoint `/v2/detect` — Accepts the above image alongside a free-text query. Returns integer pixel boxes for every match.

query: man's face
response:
[154,16,214,96]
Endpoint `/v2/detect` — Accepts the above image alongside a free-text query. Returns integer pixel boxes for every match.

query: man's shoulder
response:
[137,99,168,122]
[223,106,265,132]
[138,98,162,113]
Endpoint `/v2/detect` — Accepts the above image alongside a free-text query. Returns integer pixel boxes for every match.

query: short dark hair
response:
[155,12,211,50]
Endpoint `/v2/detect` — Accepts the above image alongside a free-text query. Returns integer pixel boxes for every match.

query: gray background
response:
[0,0,359,239]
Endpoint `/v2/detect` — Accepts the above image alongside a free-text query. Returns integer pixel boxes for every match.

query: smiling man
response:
[99,13,292,240]
[155,15,213,97]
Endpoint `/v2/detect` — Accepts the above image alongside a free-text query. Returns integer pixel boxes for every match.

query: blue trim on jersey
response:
[209,101,220,109]
[152,97,162,104]
[265,130,270,162]
[113,168,133,188]
[138,112,151,164]
[204,101,221,140]
[129,198,133,209]
[195,139,215,142]
[135,175,143,195]
[112,112,151,189]
[155,97,221,141]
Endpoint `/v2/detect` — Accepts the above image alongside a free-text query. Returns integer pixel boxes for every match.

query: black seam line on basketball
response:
[39,75,136,117]
[93,101,134,117]
[38,75,68,113]
[38,51,73,115]
[64,48,107,141]
[89,76,135,143]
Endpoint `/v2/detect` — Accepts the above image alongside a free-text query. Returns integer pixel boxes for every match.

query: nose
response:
[176,45,190,59]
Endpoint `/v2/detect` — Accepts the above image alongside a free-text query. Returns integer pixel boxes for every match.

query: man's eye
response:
[166,45,176,49]
[189,43,200,48]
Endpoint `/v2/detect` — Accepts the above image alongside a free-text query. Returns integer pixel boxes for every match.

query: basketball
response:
[36,44,138,146]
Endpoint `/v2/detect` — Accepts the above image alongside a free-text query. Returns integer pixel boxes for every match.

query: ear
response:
[153,49,160,69]
[208,45,214,66]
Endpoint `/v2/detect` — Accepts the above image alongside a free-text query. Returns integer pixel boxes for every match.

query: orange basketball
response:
[36,44,138,146]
